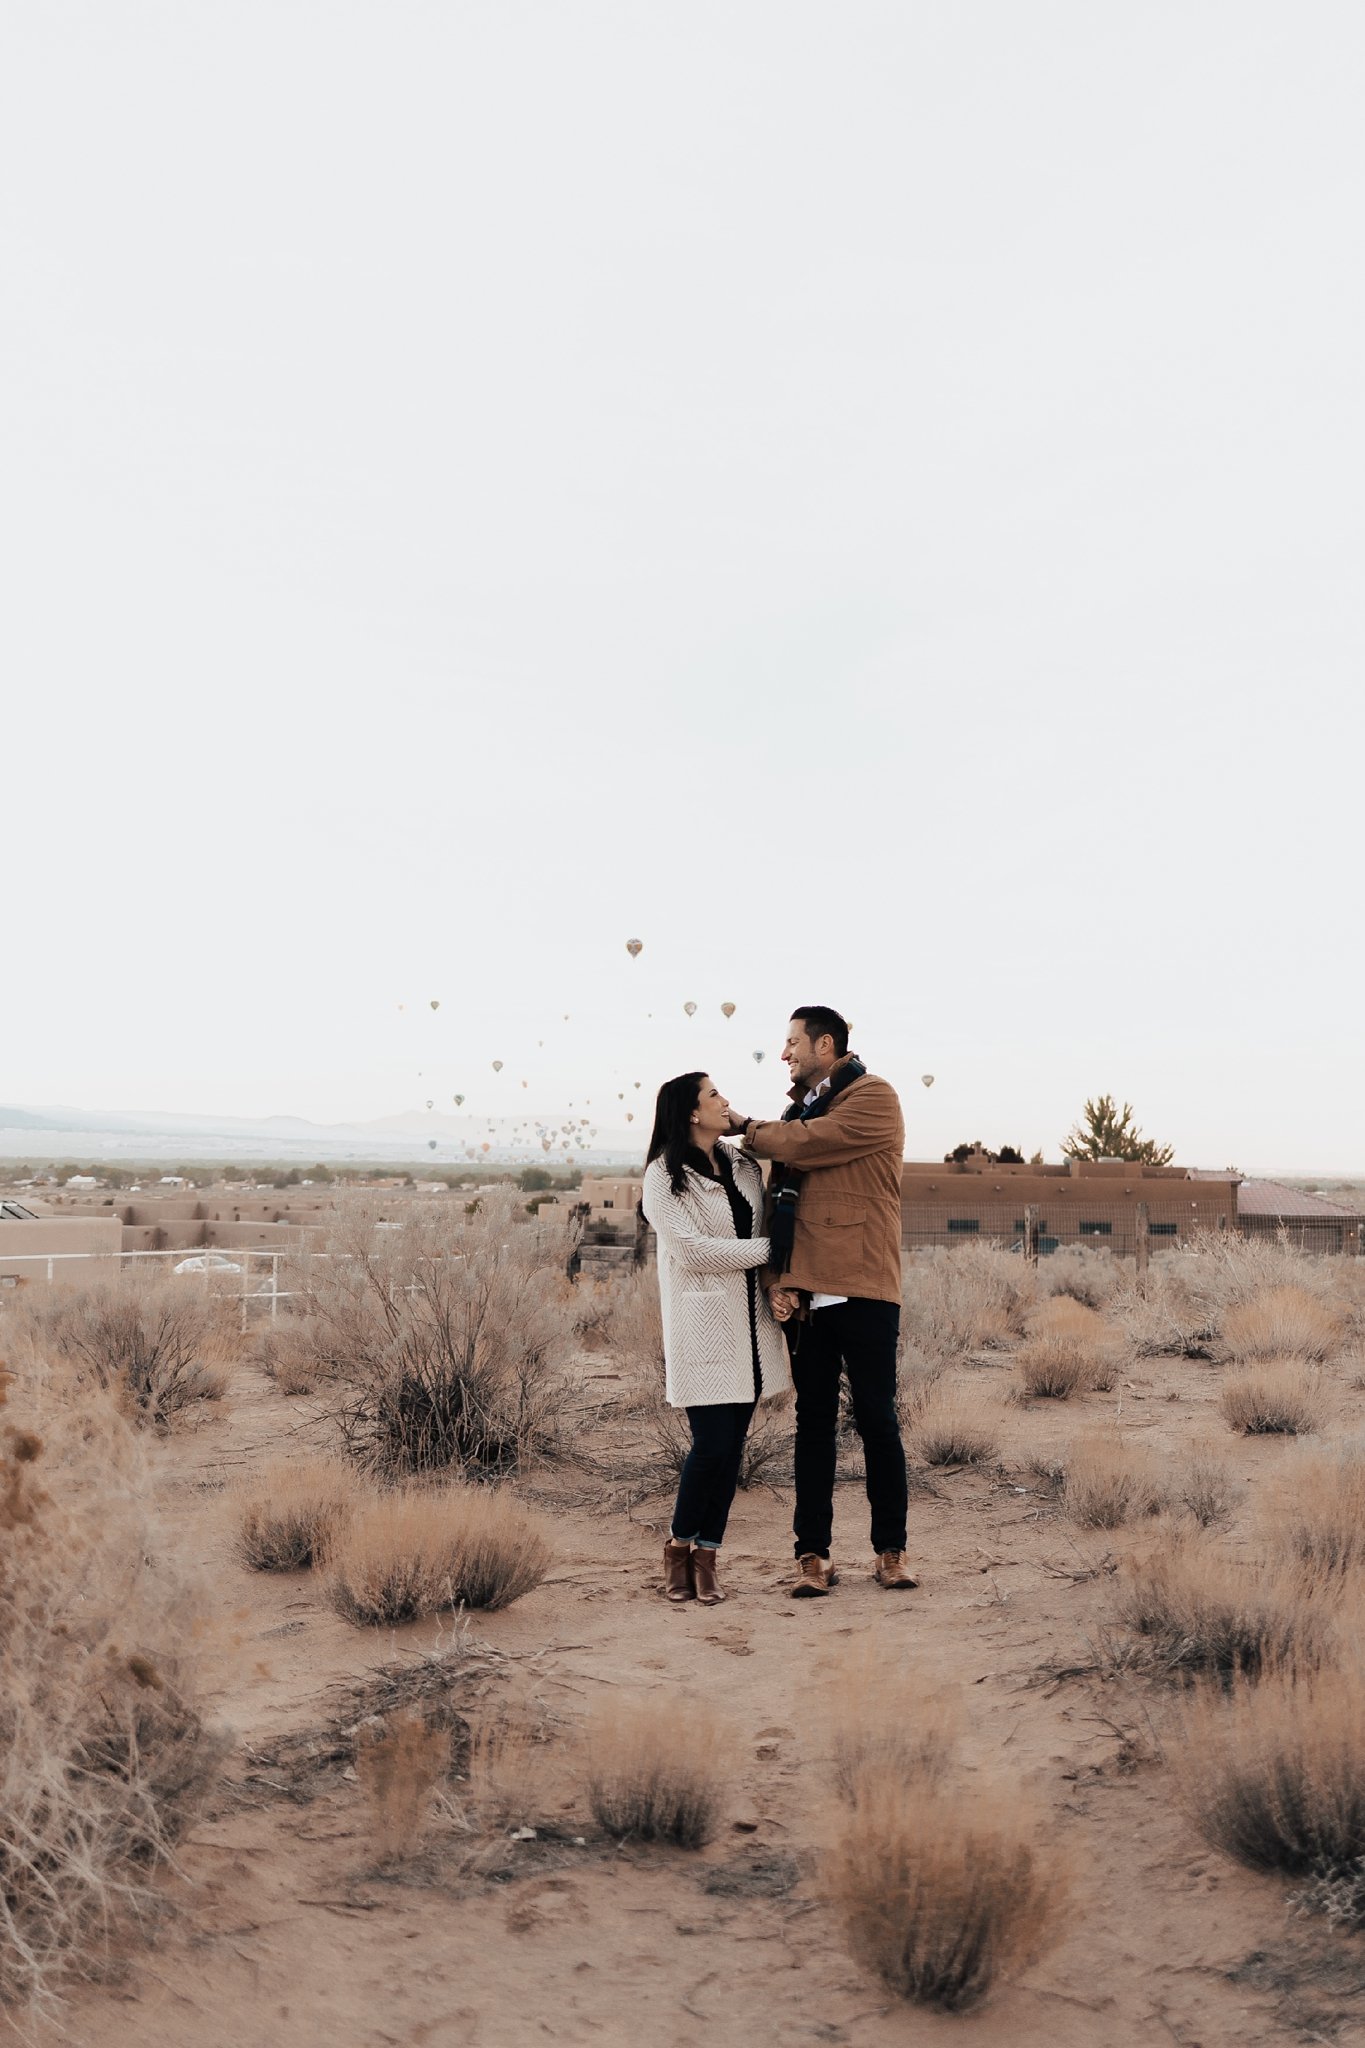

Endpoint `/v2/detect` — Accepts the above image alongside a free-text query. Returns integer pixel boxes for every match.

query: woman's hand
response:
[769,1287,799,1323]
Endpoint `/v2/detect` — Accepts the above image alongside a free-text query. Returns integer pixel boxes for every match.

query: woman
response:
[641,1072,793,1605]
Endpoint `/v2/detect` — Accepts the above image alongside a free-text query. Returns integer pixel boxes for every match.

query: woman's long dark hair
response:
[647,1072,706,1194]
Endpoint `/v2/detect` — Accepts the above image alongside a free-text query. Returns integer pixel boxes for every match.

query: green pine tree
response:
[1061,1094,1174,1166]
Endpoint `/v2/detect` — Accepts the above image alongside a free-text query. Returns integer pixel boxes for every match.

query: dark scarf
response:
[767,1056,867,1274]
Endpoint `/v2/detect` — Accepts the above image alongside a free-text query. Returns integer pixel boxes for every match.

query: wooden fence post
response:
[1023,1204,1038,1266]
[1135,1201,1149,1279]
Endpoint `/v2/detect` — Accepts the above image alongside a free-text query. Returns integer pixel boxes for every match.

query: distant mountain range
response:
[0,1102,641,1166]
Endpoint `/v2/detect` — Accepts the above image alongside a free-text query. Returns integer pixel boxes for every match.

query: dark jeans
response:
[671,1400,757,1548]
[791,1298,907,1558]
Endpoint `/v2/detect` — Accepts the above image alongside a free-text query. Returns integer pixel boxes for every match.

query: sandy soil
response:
[57,1349,1365,2048]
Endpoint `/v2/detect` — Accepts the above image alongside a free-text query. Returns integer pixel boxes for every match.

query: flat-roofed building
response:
[900,1156,1240,1256]
[1233,1179,1361,1255]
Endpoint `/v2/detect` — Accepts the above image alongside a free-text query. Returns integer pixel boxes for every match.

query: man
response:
[729,1006,914,1597]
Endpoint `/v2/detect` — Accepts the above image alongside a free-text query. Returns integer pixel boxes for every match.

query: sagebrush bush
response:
[1273,1443,1365,1574]
[0,1374,222,2016]
[1175,1452,1244,1528]
[1117,1233,1352,1360]
[1014,1301,1127,1400]
[1061,1434,1165,1528]
[1116,1538,1331,1680]
[826,1772,1069,2012]
[826,1654,959,1803]
[1220,1360,1326,1436]
[586,1698,723,1847]
[1037,1243,1122,1311]
[12,1274,232,1426]
[234,1455,363,1571]
[357,1710,450,1861]
[900,1243,1036,1366]
[913,1391,998,1468]
[327,1487,551,1625]
[249,1318,323,1395]
[1180,1660,1365,1902]
[1218,1286,1343,1365]
[297,1194,573,1476]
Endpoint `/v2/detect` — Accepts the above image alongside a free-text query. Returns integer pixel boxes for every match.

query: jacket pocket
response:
[677,1289,736,1370]
[804,1197,868,1229]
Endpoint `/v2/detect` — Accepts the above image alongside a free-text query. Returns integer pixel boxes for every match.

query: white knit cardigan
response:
[641,1149,794,1409]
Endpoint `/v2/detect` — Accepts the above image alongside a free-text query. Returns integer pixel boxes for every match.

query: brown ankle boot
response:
[663,1538,695,1602]
[692,1546,725,1605]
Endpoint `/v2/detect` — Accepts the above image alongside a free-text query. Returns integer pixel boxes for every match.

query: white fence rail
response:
[0,1246,290,1326]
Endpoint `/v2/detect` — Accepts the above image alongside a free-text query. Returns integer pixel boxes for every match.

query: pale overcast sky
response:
[4,3,1362,1170]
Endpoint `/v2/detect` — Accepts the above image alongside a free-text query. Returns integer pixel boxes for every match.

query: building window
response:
[1038,1236,1059,1255]
[1014,1219,1049,1234]
[947,1218,980,1234]
[1149,1222,1178,1237]
[602,1200,614,1209]
[1079,1220,1113,1236]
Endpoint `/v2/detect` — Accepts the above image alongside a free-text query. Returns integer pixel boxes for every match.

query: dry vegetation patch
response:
[825,1654,959,1802]
[912,1390,999,1468]
[1219,1286,1344,1365]
[826,1772,1070,2012]
[1180,1660,1365,1920]
[585,1698,723,1848]
[1014,1300,1128,1400]
[1272,1443,1365,1575]
[1116,1537,1331,1680]
[13,1274,232,1426]
[0,1376,222,2017]
[234,1454,364,1571]
[899,1242,1036,1367]
[1174,1451,1245,1529]
[327,1487,551,1625]
[1220,1361,1327,1436]
[1060,1433,1165,1528]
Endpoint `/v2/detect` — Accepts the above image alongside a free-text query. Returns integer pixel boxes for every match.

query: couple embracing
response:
[640,1004,915,1605]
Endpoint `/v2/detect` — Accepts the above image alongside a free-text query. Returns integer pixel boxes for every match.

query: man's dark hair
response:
[790,1006,851,1059]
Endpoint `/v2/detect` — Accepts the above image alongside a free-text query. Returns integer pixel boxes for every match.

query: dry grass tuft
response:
[1014,1300,1127,1400]
[0,1374,223,2016]
[357,1710,450,1861]
[900,1243,1037,1366]
[912,1390,998,1469]
[1175,1452,1245,1529]
[826,1772,1070,2012]
[1272,1443,1365,1575]
[825,1653,959,1803]
[234,1454,364,1571]
[1220,1360,1327,1437]
[1219,1286,1344,1365]
[327,1487,551,1625]
[1116,1536,1331,1681]
[1179,1659,1365,1913]
[1060,1434,1165,1528]
[586,1698,723,1848]
[12,1274,232,1427]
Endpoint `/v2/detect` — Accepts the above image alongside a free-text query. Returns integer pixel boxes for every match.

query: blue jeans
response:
[791,1298,907,1557]
[671,1400,757,1548]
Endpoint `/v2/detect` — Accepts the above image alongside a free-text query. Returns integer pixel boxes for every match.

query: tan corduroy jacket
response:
[741,1063,905,1305]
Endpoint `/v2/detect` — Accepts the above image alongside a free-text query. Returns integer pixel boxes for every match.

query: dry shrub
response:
[249,1317,323,1395]
[1061,1433,1165,1528]
[1219,1285,1344,1365]
[586,1697,723,1847]
[461,1703,561,1834]
[1116,1536,1331,1680]
[826,1772,1069,2012]
[0,1372,223,2016]
[912,1389,998,1468]
[234,1454,363,1571]
[327,1486,551,1625]
[1014,1301,1127,1400]
[1220,1360,1326,1436]
[1117,1232,1352,1360]
[1175,1452,1244,1529]
[1179,1659,1365,1915]
[1037,1243,1122,1311]
[297,1194,572,1477]
[1273,1442,1365,1575]
[357,1710,449,1861]
[825,1653,959,1803]
[900,1243,1037,1366]
[12,1273,232,1427]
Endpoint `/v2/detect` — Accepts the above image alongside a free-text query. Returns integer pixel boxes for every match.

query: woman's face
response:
[692,1075,730,1140]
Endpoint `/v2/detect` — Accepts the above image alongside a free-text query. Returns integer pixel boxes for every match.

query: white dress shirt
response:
[803,1075,847,1311]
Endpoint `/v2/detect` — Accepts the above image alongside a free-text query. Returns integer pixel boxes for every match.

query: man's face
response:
[783,1019,831,1090]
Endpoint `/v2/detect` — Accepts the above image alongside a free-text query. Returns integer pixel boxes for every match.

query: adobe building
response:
[0,1199,123,1292]
[900,1154,1241,1257]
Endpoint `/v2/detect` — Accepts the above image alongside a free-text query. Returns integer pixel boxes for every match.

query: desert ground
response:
[7,1217,1365,2048]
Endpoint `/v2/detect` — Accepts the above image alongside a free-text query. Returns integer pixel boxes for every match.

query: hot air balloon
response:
[625,1112,634,1123]
[521,1080,528,1088]
[921,1075,935,1088]
[752,1051,765,1064]
[683,1001,697,1017]
[492,1060,503,1073]
[453,1094,464,1107]
[625,938,643,959]
[481,1142,490,1153]
[428,1139,438,1151]
[426,1099,433,1110]
[430,1000,440,1011]
[633,1081,641,1089]
[721,1002,736,1019]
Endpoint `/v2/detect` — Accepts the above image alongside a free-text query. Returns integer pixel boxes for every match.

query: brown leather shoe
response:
[792,1552,837,1598]
[663,1538,695,1602]
[692,1547,725,1605]
[874,1550,920,1589]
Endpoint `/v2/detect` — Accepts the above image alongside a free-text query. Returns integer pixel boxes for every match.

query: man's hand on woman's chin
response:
[725,1110,749,1135]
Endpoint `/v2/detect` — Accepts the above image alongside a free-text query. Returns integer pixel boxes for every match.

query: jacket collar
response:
[785,1051,862,1108]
